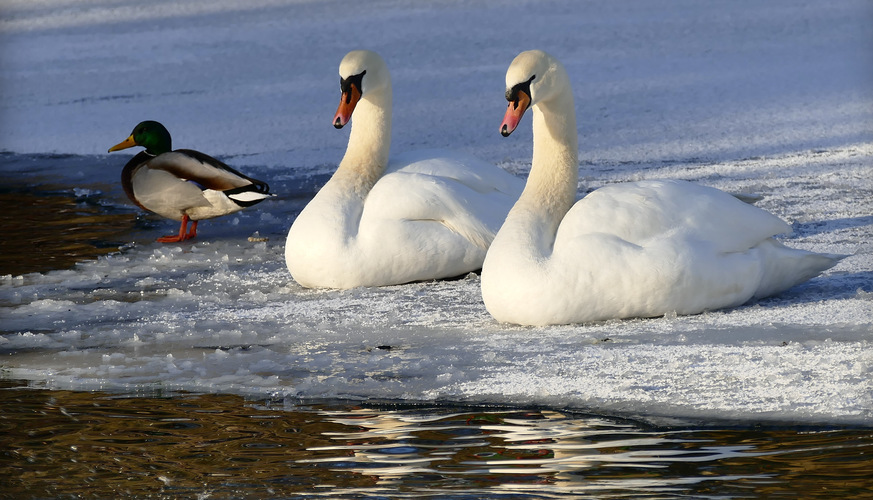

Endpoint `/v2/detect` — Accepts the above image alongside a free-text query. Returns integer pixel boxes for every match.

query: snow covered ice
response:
[1,0,871,424]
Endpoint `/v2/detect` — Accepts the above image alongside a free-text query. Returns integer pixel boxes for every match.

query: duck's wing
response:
[147,150,269,194]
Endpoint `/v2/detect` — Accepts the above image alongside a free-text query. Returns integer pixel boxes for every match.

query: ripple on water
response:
[2,383,871,498]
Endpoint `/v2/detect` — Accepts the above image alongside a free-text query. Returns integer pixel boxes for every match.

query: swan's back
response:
[388,149,524,197]
[376,150,524,238]
[559,180,790,253]
[360,150,522,254]
[563,181,845,301]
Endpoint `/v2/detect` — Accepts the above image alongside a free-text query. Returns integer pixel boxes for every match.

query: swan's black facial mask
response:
[334,70,366,129]
[340,71,366,103]
[501,75,535,137]
[506,75,535,107]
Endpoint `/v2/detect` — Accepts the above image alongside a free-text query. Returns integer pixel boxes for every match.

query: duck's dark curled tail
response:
[225,183,273,207]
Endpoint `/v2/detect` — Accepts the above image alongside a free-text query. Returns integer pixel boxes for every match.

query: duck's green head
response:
[108,120,172,155]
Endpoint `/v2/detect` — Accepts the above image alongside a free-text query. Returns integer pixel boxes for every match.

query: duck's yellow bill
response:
[108,135,136,152]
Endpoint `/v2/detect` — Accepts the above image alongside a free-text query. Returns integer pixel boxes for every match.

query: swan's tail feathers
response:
[754,239,848,298]
[731,192,764,204]
[225,183,274,207]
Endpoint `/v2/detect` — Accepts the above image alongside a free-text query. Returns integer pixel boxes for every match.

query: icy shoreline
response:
[2,146,871,424]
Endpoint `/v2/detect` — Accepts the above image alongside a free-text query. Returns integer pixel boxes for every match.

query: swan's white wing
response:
[363,168,518,251]
[534,179,840,323]
[368,149,524,251]
[389,149,524,197]
[333,171,502,285]
[558,180,791,253]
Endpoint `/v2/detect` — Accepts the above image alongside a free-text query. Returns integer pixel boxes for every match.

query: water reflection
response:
[0,182,137,275]
[3,383,870,498]
[304,408,773,496]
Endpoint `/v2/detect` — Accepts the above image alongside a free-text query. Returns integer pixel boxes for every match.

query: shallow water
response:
[0,152,315,275]
[0,183,134,276]
[2,380,871,499]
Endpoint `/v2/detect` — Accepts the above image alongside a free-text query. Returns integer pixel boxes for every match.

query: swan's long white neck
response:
[302,83,393,245]
[333,86,392,197]
[507,81,578,257]
[528,91,578,216]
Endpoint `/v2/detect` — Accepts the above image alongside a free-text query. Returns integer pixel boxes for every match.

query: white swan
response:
[285,50,524,288]
[481,50,844,326]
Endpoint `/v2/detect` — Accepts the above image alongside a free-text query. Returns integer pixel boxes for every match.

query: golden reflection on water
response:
[1,385,871,498]
[0,186,135,276]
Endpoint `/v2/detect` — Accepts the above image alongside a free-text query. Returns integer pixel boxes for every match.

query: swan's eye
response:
[506,75,535,103]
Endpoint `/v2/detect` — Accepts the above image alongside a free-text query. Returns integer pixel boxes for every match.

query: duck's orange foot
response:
[156,216,197,243]
[156,234,187,243]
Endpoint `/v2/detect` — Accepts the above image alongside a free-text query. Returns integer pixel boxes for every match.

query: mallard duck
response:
[108,121,272,242]
[481,50,844,325]
[284,50,524,288]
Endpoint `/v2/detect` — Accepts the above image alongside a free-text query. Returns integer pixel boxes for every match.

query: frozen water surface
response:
[1,0,871,424]
[2,146,869,424]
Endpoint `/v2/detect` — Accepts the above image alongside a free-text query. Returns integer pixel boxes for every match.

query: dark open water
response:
[2,381,872,499]
[1,153,872,498]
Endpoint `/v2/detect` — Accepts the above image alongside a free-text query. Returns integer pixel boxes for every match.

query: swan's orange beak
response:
[500,90,530,137]
[333,84,362,129]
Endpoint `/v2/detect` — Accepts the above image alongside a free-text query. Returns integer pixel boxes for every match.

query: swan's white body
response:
[285,50,524,289]
[482,50,843,326]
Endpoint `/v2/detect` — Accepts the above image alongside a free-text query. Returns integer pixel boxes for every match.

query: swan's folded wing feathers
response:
[389,150,524,196]
[364,171,498,251]
[559,180,791,253]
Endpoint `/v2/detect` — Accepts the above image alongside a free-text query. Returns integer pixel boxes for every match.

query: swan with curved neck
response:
[285,50,524,288]
[481,50,844,326]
